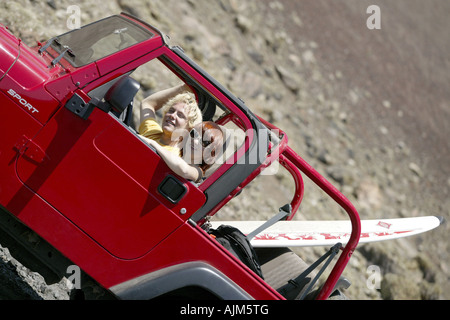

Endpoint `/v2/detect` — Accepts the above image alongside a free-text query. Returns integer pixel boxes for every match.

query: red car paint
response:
[0,13,360,300]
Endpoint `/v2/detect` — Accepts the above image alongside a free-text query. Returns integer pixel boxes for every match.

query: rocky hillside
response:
[1,0,449,299]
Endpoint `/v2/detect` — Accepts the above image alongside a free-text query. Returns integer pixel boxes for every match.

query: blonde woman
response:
[138,83,202,156]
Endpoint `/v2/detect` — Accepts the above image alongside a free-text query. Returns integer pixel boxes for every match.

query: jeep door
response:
[15,90,205,260]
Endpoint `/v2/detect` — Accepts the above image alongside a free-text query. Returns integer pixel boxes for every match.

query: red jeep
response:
[0,13,360,300]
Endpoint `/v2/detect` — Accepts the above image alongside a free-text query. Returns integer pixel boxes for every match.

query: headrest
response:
[104,76,140,113]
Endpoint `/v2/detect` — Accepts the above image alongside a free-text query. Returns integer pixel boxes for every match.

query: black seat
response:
[105,76,140,126]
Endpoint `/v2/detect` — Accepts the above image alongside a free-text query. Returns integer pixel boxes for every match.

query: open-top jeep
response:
[0,13,361,300]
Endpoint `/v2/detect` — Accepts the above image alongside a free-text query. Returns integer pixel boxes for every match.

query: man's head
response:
[183,121,225,173]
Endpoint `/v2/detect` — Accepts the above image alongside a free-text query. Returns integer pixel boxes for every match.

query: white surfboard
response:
[210,216,443,247]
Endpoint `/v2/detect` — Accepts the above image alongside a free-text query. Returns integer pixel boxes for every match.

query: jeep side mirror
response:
[66,76,140,123]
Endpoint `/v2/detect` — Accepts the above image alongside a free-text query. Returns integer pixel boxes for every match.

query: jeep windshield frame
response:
[49,15,154,67]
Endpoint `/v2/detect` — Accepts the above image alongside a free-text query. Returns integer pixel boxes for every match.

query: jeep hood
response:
[0,24,19,80]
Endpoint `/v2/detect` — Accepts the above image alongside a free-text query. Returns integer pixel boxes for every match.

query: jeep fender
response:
[109,261,252,300]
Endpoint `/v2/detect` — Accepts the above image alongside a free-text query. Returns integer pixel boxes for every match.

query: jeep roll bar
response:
[246,116,362,300]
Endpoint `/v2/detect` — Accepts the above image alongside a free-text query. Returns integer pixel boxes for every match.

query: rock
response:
[326,165,356,187]
[302,49,316,64]
[380,273,421,300]
[317,148,333,165]
[355,178,383,211]
[382,100,391,109]
[415,253,437,282]
[234,14,252,34]
[408,162,423,178]
[419,282,442,300]
[274,65,300,93]
[247,49,265,65]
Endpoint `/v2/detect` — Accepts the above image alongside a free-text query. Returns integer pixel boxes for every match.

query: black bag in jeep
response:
[210,225,264,279]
